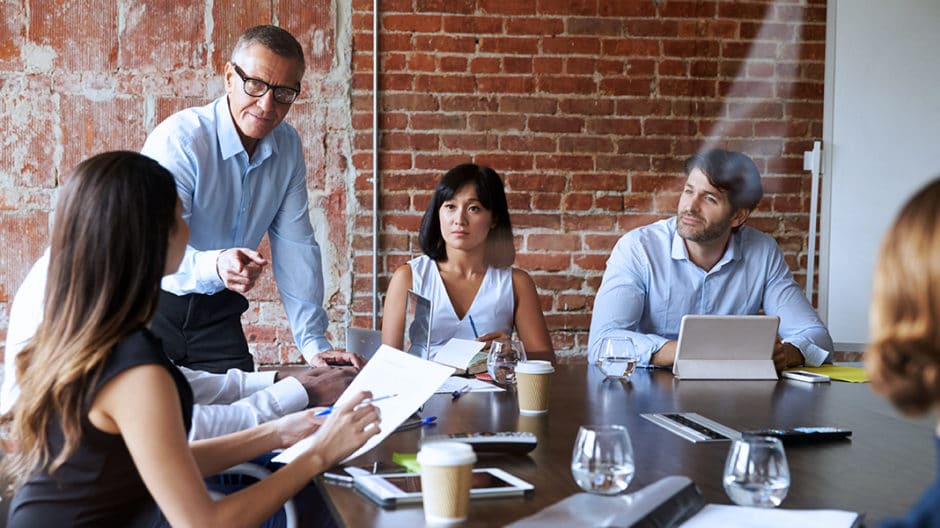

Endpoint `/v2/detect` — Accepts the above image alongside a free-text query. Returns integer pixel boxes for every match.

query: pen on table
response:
[394,416,437,433]
[314,393,399,417]
[451,384,470,400]
[468,315,479,338]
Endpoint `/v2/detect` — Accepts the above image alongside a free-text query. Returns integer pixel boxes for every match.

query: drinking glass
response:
[597,337,638,380]
[723,436,790,507]
[570,425,635,495]
[487,339,526,385]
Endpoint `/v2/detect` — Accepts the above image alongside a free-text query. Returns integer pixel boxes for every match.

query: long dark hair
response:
[8,151,178,478]
[419,163,515,268]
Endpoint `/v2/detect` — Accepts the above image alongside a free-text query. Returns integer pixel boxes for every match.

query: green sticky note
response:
[392,452,421,473]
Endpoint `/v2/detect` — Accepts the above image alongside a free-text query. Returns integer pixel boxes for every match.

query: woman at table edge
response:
[867,176,940,528]
[4,151,380,527]
[382,163,555,363]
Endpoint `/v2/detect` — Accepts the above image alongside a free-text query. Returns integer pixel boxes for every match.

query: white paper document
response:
[432,338,485,369]
[680,504,859,528]
[272,345,454,464]
[435,376,505,394]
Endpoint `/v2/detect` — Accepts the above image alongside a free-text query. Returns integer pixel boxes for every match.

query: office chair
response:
[208,462,298,528]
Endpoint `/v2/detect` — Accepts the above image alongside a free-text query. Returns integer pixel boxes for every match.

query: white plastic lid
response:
[417,441,477,466]
[515,360,555,374]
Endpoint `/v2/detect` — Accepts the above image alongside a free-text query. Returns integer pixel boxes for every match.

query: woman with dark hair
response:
[5,151,379,527]
[867,177,940,527]
[382,163,554,362]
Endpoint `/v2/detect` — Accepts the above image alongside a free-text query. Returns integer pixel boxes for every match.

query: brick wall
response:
[350,0,827,361]
[0,1,353,366]
[0,0,829,368]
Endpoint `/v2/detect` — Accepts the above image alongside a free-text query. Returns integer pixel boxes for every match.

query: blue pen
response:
[468,315,479,338]
[451,384,471,400]
[395,416,437,432]
[314,393,398,417]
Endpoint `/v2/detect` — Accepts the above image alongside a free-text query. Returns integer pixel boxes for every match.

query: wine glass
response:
[597,337,638,380]
[487,339,526,385]
[723,436,790,507]
[570,425,635,495]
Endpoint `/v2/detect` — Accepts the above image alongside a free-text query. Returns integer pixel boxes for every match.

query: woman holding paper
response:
[382,163,554,362]
[5,152,380,527]
[867,177,940,528]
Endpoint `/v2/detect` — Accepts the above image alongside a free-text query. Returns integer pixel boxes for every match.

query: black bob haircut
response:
[684,149,763,211]
[419,163,515,268]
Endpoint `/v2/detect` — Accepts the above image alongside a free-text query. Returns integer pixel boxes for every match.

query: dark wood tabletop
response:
[316,364,934,527]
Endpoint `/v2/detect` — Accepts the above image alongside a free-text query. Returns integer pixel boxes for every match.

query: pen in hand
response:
[468,315,479,338]
[314,393,398,417]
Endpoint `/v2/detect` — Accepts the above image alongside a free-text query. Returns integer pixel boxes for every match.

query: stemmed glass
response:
[487,339,526,385]
[597,337,639,380]
[723,436,790,507]
[570,425,635,495]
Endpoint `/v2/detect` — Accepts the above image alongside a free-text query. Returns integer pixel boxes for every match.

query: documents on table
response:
[506,476,859,528]
[272,345,454,464]
[680,504,860,527]
[435,375,505,394]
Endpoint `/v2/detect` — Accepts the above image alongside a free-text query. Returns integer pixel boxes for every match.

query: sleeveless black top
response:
[8,329,193,527]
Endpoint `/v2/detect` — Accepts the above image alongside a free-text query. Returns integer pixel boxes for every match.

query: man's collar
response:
[215,96,278,163]
[669,219,742,270]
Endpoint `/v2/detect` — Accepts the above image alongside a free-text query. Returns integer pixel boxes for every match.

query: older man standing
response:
[588,149,833,370]
[142,25,360,373]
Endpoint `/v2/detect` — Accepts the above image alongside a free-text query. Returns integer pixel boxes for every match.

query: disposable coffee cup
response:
[515,360,555,415]
[417,441,477,524]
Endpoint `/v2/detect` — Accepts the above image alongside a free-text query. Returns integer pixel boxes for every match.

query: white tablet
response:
[353,468,534,507]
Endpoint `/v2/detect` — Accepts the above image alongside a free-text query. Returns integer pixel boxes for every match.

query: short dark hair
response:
[684,149,763,211]
[419,164,515,268]
[232,25,305,73]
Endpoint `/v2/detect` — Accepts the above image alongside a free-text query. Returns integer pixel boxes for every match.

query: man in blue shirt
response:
[142,25,361,373]
[588,149,833,370]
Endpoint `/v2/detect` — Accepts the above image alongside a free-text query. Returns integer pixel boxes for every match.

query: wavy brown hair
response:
[6,151,178,481]
[867,177,940,415]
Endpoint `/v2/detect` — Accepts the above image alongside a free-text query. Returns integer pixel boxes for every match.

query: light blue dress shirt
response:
[588,217,833,367]
[141,96,331,361]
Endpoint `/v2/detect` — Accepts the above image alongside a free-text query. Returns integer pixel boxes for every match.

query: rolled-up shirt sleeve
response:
[187,376,308,440]
[762,244,833,367]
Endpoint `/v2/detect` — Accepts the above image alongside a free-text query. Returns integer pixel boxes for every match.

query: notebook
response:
[403,289,433,359]
[672,315,779,380]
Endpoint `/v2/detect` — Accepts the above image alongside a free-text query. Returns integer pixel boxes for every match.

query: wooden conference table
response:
[316,364,934,526]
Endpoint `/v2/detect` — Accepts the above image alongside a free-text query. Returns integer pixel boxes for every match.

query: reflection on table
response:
[318,364,932,527]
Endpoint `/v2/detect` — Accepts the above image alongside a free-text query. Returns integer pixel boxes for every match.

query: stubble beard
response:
[676,211,733,243]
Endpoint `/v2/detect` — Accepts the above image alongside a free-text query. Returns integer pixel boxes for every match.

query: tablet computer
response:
[404,289,433,360]
[353,468,533,507]
[673,315,779,380]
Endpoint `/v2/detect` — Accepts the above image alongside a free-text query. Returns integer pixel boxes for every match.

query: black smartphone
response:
[743,427,852,445]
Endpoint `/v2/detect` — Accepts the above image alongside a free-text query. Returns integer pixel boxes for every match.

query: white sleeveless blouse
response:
[409,255,515,354]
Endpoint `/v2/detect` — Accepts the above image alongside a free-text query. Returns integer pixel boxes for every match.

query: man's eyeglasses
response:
[231,63,300,105]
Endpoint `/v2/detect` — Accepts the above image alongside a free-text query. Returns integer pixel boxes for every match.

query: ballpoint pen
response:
[314,393,399,417]
[468,315,479,338]
[451,384,471,400]
[394,416,437,433]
